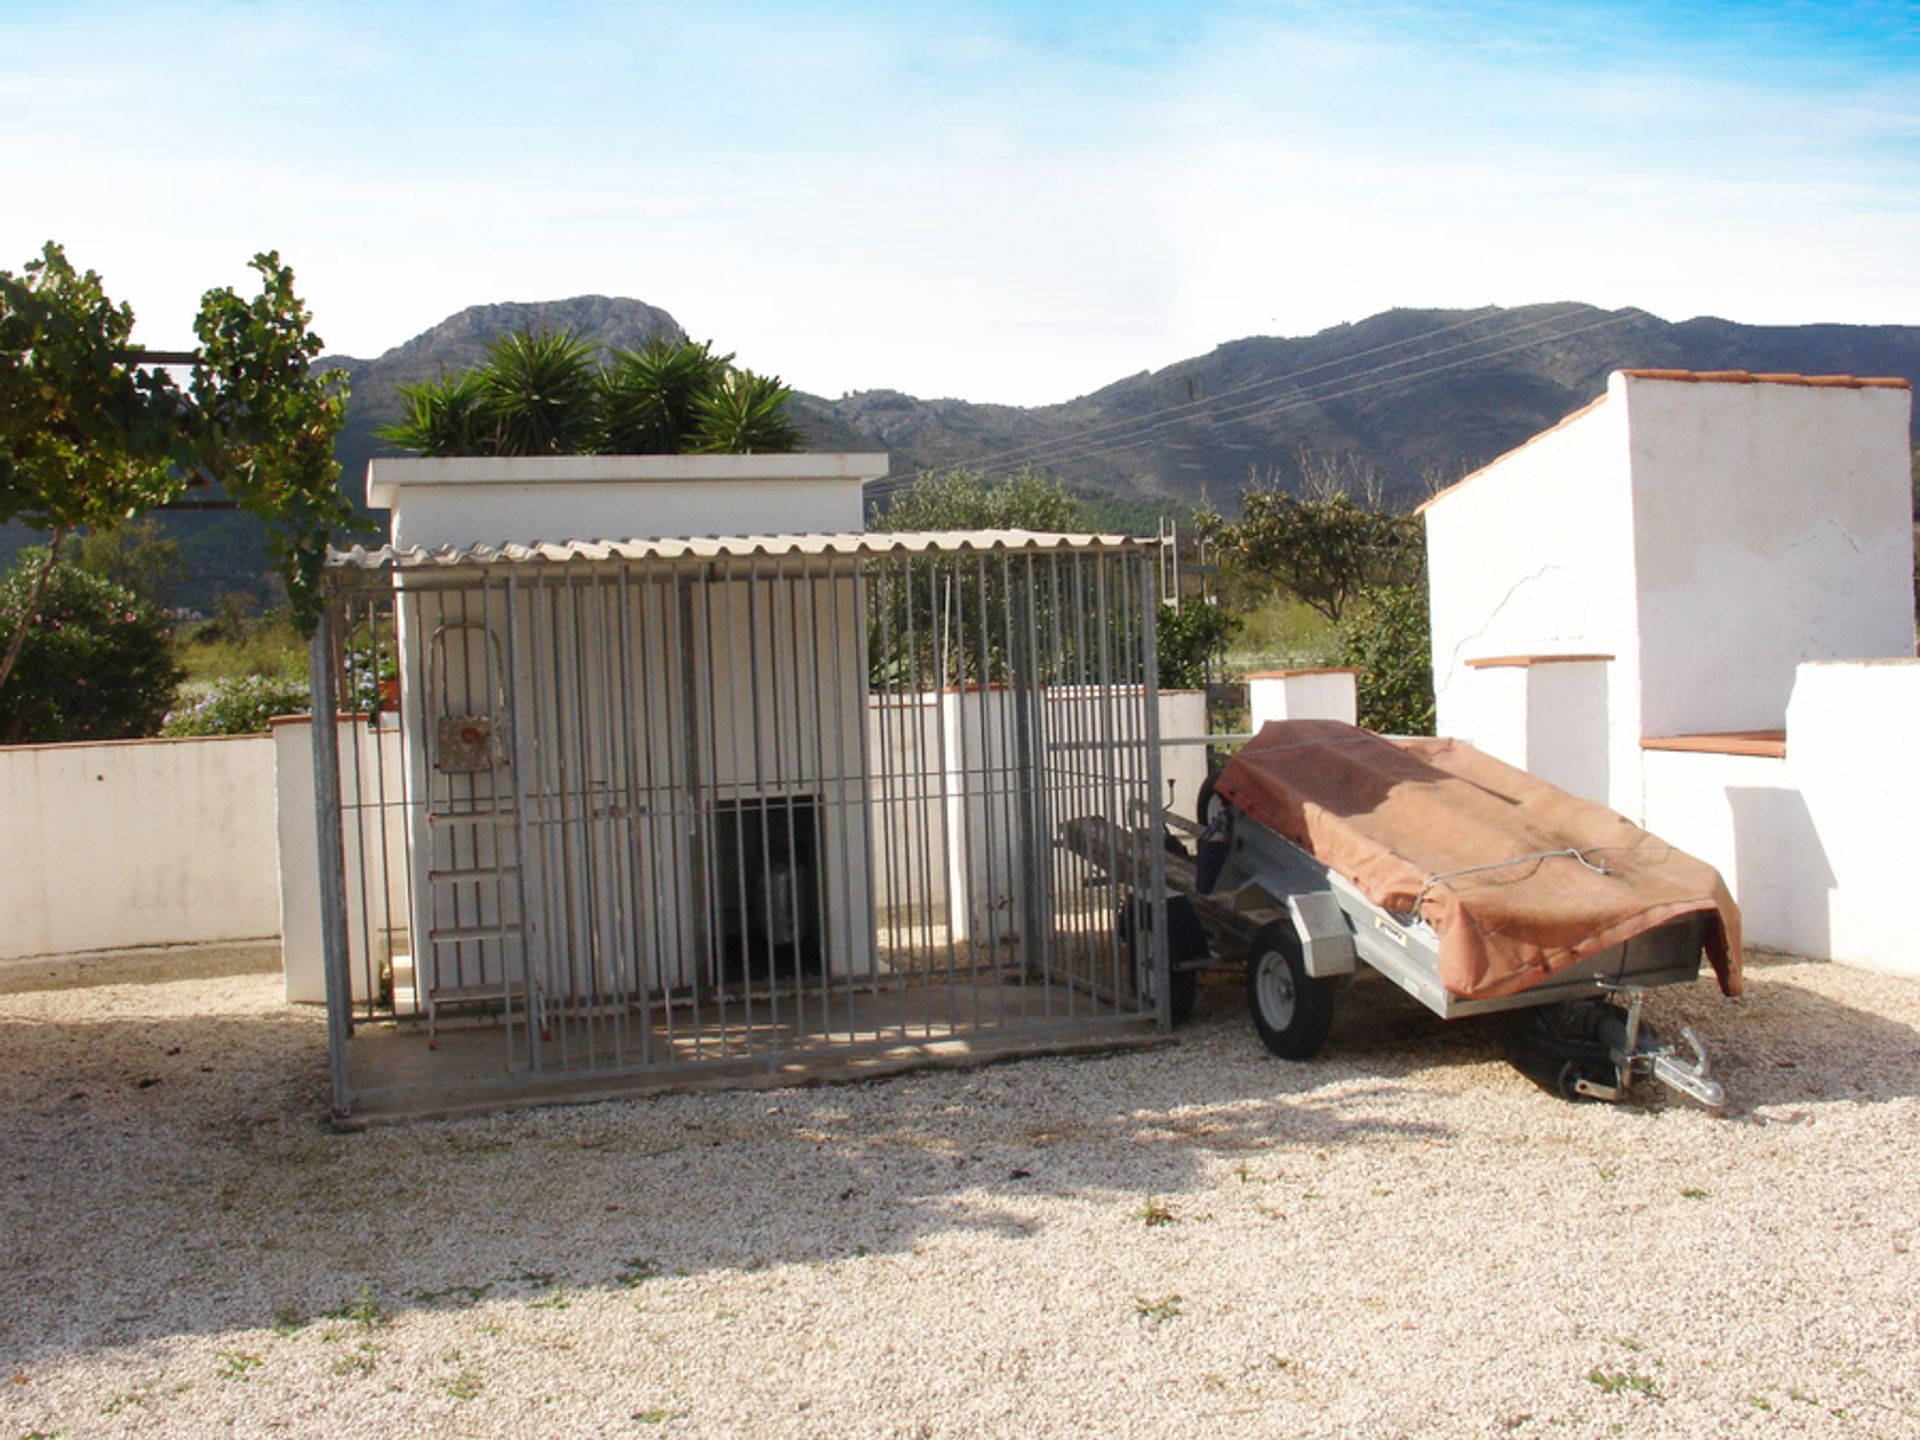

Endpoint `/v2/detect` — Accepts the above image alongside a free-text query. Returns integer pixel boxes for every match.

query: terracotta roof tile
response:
[1620,368,1909,390]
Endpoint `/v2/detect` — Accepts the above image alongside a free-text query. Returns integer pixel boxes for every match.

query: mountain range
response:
[9,297,1919,610]
[331,296,1920,508]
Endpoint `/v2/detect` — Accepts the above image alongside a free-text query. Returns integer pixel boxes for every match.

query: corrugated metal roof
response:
[328,529,1151,571]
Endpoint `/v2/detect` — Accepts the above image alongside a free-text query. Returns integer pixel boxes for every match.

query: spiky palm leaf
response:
[476,329,599,456]
[691,369,802,455]
[378,370,490,456]
[598,338,733,454]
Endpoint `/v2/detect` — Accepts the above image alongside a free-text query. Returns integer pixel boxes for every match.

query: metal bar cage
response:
[312,537,1168,1101]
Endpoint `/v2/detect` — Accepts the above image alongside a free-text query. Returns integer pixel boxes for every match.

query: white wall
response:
[1,734,279,959]
[1626,377,1914,736]
[1422,392,1645,813]
[1783,660,1920,976]
[1639,747,1816,956]
[276,717,411,1004]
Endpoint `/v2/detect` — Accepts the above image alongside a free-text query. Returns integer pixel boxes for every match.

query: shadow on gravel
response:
[1181,949,1920,1118]
[0,940,282,997]
[3,950,1913,1369]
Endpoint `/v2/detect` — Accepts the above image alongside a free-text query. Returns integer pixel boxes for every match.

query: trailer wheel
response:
[1504,1002,1647,1103]
[1118,897,1203,1025]
[1245,920,1335,1060]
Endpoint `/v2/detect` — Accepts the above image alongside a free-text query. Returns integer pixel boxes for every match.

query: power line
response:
[867,306,1644,497]
[868,304,1589,494]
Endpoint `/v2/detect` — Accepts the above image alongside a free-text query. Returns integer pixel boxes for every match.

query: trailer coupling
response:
[1573,983,1725,1111]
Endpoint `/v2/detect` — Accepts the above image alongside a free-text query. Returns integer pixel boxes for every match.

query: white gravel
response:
[2,943,1917,1439]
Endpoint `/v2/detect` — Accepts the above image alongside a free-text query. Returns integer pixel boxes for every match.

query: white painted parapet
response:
[1247,669,1358,728]
[0,733,279,959]
[1466,655,1613,805]
[367,453,889,551]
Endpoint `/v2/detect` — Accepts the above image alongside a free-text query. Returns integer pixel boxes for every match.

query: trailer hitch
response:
[1573,984,1725,1111]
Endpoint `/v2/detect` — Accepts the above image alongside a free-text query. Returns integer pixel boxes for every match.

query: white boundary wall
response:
[0,733,280,959]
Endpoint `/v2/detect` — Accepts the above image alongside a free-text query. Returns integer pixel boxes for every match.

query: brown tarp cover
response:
[1214,720,1742,1002]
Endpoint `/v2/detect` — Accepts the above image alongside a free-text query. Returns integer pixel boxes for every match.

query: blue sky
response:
[3,1,1917,404]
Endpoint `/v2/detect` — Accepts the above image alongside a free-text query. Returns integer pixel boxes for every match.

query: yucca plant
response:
[378,329,803,458]
[379,370,490,455]
[692,368,803,454]
[598,338,733,454]
[474,328,600,456]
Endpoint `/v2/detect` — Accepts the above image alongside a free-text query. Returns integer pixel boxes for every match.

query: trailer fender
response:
[1287,892,1358,978]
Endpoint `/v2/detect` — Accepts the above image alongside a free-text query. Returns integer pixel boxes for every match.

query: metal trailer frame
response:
[1064,788,1726,1109]
[307,531,1173,1121]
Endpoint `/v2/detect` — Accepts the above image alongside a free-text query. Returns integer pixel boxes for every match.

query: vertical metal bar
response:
[501,575,537,1071]
[474,574,507,1037]
[922,556,962,1038]
[860,556,894,1029]
[771,555,805,1050]
[616,568,653,1070]
[592,567,629,1067]
[970,552,999,1033]
[795,563,835,1047]
[688,568,725,1059]
[1010,553,1043,1030]
[390,583,421,1020]
[363,596,399,1017]
[822,559,858,1043]
[1141,547,1169,1030]
[309,602,354,1119]
[338,603,376,1016]
[719,561,756,1054]
[846,558,884,1021]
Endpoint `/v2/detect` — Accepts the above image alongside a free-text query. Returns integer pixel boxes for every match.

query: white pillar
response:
[1247,668,1358,728]
[1465,655,1612,803]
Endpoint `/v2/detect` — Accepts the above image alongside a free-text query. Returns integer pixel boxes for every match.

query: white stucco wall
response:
[1625,377,1914,736]
[1783,660,1920,977]
[1639,747,1814,955]
[1422,393,1644,813]
[1,734,280,959]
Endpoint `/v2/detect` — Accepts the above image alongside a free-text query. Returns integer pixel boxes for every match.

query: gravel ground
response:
[2,943,1917,1440]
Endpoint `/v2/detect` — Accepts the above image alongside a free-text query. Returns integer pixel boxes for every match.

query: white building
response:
[1421,368,1917,974]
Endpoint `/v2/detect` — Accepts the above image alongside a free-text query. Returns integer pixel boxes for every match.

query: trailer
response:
[1064,721,1738,1109]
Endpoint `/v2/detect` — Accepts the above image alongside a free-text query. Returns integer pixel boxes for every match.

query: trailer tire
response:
[1504,1002,1648,1103]
[1245,920,1335,1060]
[1118,897,1203,1025]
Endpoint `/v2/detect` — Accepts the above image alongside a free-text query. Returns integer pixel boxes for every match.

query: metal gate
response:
[308,532,1168,1117]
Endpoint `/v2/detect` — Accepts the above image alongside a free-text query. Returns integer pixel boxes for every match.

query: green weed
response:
[1585,1369,1660,1401]
[1137,1195,1177,1227]
[214,1351,263,1381]
[1134,1294,1183,1325]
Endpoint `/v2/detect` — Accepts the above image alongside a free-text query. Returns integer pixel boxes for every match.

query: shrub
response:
[1337,583,1434,735]
[1157,598,1241,691]
[0,553,181,744]
[162,673,310,737]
